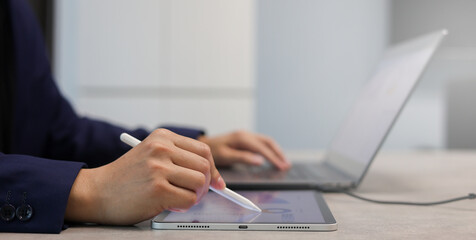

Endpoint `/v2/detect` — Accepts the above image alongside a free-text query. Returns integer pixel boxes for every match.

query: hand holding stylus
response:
[121,133,261,212]
[66,129,229,225]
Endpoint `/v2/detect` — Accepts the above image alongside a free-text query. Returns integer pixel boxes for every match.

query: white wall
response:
[54,0,255,135]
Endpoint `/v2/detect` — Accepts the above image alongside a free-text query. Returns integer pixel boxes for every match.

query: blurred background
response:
[28,0,476,152]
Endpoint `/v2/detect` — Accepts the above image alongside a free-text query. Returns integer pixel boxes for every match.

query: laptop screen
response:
[325,30,447,184]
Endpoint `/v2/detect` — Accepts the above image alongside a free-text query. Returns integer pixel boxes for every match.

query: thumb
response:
[209,159,226,190]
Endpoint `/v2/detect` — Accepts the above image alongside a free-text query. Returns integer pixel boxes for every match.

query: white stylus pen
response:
[120,133,262,212]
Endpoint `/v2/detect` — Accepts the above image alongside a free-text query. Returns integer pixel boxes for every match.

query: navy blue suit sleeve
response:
[160,125,205,140]
[0,153,85,233]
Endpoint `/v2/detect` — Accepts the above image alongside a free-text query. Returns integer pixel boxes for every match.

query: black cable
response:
[340,191,476,206]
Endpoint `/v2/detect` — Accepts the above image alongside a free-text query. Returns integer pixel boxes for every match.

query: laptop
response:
[221,29,448,191]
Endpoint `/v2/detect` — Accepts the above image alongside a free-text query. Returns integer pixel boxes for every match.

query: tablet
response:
[152,190,337,231]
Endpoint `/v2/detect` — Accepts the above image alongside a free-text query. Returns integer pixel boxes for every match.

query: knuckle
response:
[196,142,212,157]
[153,128,172,137]
[263,135,273,143]
[148,160,169,174]
[146,141,172,155]
[233,130,247,139]
[195,173,207,187]
[152,179,169,193]
[196,158,211,174]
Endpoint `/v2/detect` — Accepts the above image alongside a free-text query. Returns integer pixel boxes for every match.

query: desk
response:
[3,151,476,239]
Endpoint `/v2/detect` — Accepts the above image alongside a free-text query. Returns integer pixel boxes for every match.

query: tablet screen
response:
[158,190,325,223]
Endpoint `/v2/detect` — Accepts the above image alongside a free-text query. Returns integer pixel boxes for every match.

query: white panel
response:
[77,98,254,136]
[73,0,254,89]
[168,0,254,88]
[76,0,163,87]
[76,98,167,130]
[161,98,254,136]
[57,1,255,137]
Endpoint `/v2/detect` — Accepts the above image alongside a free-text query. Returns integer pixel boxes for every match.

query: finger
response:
[240,137,289,171]
[170,147,211,176]
[173,134,213,160]
[209,161,226,190]
[171,137,225,189]
[148,129,212,161]
[159,184,198,210]
[257,134,291,167]
[168,147,213,198]
[222,148,265,166]
[173,135,225,189]
[167,164,208,192]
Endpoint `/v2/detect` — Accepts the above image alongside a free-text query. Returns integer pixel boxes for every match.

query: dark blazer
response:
[0,0,203,233]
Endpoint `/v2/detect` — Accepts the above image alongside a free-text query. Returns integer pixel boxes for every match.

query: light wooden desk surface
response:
[3,151,476,239]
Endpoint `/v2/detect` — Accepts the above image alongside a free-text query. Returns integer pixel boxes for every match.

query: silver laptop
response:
[221,30,448,191]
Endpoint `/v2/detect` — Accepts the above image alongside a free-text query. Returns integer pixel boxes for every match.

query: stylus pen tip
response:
[250,205,262,212]
[237,195,262,212]
[210,186,262,212]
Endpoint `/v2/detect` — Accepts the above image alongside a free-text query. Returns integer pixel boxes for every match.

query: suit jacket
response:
[0,0,203,233]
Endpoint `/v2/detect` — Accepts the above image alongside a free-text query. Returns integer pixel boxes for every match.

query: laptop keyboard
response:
[244,162,325,180]
[287,163,325,179]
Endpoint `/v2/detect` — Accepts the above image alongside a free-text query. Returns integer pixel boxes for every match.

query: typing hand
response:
[198,130,291,171]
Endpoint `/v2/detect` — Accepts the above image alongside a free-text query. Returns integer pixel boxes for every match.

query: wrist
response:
[65,168,102,223]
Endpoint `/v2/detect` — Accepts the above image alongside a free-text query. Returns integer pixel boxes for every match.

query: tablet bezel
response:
[151,190,337,232]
